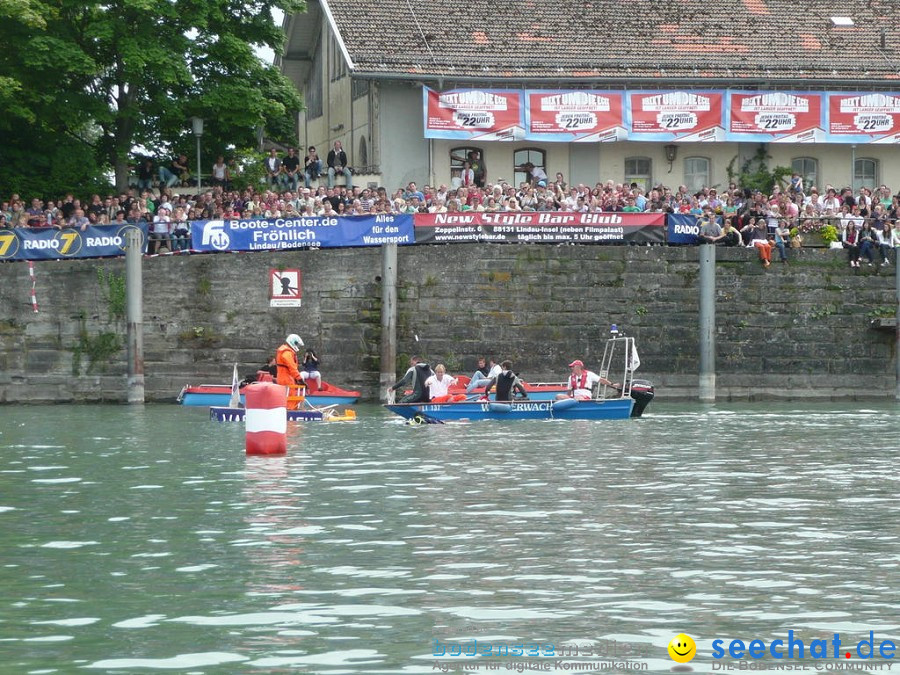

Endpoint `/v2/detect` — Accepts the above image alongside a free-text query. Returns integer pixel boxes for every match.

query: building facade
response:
[279,0,900,193]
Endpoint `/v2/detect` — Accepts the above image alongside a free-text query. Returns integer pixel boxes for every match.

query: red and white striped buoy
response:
[244,383,287,455]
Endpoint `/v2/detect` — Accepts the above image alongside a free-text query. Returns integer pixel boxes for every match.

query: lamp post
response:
[664,144,678,174]
[192,117,203,190]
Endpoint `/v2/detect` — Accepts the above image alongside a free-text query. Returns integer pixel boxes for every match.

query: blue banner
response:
[0,224,148,261]
[666,214,701,245]
[190,215,414,252]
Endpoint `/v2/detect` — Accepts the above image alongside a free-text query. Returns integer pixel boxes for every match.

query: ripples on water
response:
[0,403,898,673]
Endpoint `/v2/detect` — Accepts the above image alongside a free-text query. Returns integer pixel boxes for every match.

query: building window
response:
[329,34,346,81]
[683,157,710,194]
[449,146,483,182]
[351,77,369,100]
[306,40,323,119]
[625,157,652,192]
[791,157,818,193]
[853,158,878,192]
[513,148,546,186]
[358,136,368,169]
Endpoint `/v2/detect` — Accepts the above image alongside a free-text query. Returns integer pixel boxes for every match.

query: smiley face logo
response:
[668,634,696,663]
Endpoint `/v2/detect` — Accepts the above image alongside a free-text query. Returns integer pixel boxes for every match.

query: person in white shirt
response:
[424,364,461,403]
[151,207,172,254]
[515,161,547,186]
[875,222,894,266]
[556,359,616,401]
[211,156,230,189]
[819,188,841,212]
[459,162,475,188]
[465,357,501,394]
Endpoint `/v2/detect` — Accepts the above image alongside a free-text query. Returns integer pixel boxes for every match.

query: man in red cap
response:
[556,359,615,401]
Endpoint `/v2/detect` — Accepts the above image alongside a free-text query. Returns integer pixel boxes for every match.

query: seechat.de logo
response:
[201,220,230,250]
[669,634,697,663]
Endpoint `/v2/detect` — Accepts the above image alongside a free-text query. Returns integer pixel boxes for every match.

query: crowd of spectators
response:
[3,151,900,261]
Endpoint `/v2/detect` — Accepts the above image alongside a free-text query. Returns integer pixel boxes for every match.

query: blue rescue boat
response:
[384,329,654,423]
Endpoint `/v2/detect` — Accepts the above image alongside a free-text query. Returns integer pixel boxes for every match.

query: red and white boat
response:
[178,378,360,407]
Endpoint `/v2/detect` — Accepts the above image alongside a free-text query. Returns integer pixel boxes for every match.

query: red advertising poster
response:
[828,93,900,140]
[628,91,724,141]
[424,88,524,139]
[729,92,823,141]
[527,91,626,141]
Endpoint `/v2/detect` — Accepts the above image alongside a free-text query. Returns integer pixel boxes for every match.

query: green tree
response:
[0,0,303,194]
[726,145,792,195]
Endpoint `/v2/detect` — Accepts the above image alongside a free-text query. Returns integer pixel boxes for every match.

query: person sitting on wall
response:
[159,154,190,189]
[390,356,434,403]
[282,148,301,192]
[750,217,773,268]
[326,141,353,189]
[482,360,528,402]
[720,218,741,247]
[773,220,791,264]
[697,211,724,245]
[211,156,231,190]
[263,148,283,190]
[303,146,322,188]
[136,158,155,192]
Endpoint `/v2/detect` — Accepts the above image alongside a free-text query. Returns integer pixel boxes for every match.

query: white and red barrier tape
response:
[28,261,38,313]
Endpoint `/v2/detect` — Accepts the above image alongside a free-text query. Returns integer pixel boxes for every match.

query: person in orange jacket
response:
[275,333,304,386]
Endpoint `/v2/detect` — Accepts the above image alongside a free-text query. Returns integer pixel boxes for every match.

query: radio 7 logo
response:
[57,231,80,255]
[0,232,19,258]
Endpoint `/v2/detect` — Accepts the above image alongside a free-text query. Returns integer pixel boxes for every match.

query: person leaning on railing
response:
[170,206,190,252]
[149,207,172,254]
[8,177,900,246]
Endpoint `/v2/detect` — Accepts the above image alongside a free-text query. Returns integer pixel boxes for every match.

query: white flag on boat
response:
[629,344,641,372]
[229,363,240,408]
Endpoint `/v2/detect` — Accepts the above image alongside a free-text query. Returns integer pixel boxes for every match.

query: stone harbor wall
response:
[0,245,896,403]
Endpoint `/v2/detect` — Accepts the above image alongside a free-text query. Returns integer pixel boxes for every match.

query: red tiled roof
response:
[321,0,900,83]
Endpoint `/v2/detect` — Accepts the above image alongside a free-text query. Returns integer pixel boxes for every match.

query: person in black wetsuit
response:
[390,356,435,403]
[483,360,529,402]
[240,356,277,386]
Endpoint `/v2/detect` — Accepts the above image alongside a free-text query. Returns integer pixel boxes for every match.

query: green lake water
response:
[1,402,899,673]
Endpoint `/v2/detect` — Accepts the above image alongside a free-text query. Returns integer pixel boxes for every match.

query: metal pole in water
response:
[125,228,144,404]
[380,243,398,402]
[895,245,899,401]
[698,244,716,403]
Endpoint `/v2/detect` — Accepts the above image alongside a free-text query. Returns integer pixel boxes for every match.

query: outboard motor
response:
[630,380,654,417]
